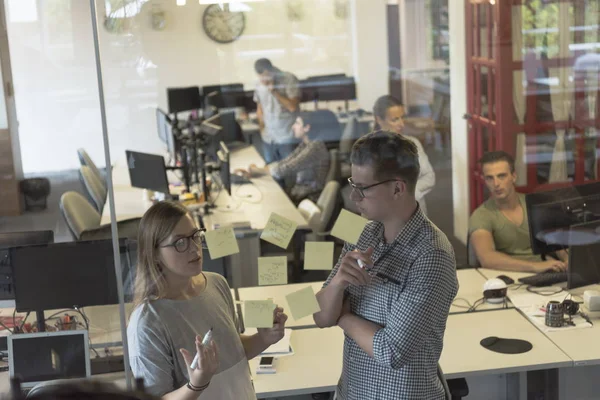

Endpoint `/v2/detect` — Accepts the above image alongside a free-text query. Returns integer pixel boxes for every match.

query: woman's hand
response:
[233,168,250,179]
[180,336,220,388]
[257,306,288,346]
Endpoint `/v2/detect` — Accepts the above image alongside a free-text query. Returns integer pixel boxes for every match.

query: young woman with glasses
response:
[127,201,287,399]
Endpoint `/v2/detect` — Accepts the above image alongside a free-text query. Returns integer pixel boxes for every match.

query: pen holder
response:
[545,301,564,328]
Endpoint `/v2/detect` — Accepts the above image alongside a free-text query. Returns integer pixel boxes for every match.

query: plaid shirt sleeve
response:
[372,249,457,370]
[271,142,324,180]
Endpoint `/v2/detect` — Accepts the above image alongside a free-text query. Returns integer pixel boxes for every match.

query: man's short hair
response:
[351,130,420,193]
[478,151,515,173]
[254,58,274,74]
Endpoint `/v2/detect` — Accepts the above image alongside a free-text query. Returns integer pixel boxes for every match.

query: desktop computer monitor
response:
[0,231,54,308]
[217,141,231,196]
[167,86,202,114]
[567,220,600,289]
[125,150,170,194]
[526,181,600,255]
[10,239,124,313]
[202,83,244,108]
[156,108,176,162]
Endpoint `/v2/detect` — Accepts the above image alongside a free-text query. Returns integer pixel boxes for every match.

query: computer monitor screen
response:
[0,231,54,306]
[526,181,600,255]
[219,111,244,145]
[167,86,202,114]
[217,141,231,196]
[11,239,122,312]
[568,220,600,289]
[126,150,170,194]
[156,108,176,161]
[202,83,244,108]
[8,330,90,389]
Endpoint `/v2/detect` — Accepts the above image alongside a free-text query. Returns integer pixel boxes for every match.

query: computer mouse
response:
[480,336,499,347]
[496,275,514,285]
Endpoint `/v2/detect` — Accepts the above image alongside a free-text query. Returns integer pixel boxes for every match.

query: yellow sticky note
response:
[260,212,298,249]
[258,256,288,286]
[304,242,334,270]
[204,227,240,259]
[330,209,369,245]
[244,300,274,328]
[285,286,321,321]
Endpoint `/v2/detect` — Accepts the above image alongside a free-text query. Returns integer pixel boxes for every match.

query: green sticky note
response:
[244,300,274,328]
[258,256,288,286]
[304,242,334,270]
[204,227,240,259]
[330,209,369,245]
[260,212,298,249]
[285,286,321,321]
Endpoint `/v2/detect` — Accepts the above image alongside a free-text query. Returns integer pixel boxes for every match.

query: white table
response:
[451,269,514,314]
[440,309,572,379]
[237,282,324,329]
[249,327,344,399]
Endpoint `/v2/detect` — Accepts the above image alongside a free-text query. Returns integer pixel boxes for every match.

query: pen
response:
[190,328,213,369]
[354,248,368,270]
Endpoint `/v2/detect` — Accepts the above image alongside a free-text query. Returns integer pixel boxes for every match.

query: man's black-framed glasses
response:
[347,177,398,199]
[159,229,207,253]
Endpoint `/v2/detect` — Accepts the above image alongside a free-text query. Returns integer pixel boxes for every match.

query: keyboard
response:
[518,271,568,287]
[90,355,125,375]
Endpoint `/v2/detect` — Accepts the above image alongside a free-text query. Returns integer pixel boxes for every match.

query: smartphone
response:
[259,356,274,369]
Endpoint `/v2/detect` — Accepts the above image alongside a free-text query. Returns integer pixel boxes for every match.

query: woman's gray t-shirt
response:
[127,272,255,399]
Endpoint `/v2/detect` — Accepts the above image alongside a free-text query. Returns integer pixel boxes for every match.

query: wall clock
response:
[202,4,246,44]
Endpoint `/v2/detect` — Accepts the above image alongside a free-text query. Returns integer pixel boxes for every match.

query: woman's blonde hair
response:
[133,201,190,307]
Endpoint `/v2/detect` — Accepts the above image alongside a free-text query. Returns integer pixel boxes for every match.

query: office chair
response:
[59,192,139,241]
[80,165,107,212]
[297,180,341,242]
[23,378,156,400]
[77,148,105,190]
[325,149,341,183]
[338,116,357,179]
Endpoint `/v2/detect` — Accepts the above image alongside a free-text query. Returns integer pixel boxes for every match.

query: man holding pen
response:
[314,131,458,400]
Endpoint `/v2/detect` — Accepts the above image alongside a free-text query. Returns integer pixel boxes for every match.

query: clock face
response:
[202,4,246,44]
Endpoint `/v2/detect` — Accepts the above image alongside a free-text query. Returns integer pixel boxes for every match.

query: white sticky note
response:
[260,212,298,249]
[330,209,368,245]
[204,227,240,259]
[304,242,335,270]
[258,256,288,286]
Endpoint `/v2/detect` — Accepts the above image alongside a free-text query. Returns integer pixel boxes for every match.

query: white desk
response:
[451,269,514,314]
[237,282,324,329]
[477,268,534,282]
[249,327,344,399]
[440,309,572,379]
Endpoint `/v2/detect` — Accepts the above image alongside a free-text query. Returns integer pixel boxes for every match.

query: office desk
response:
[440,309,572,379]
[451,269,514,314]
[249,327,343,399]
[477,268,534,282]
[237,282,324,329]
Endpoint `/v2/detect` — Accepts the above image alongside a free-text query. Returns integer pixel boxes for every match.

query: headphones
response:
[483,279,508,304]
[562,299,580,316]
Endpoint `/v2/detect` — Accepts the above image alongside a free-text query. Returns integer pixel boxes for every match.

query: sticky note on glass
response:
[285,286,321,321]
[204,227,239,259]
[304,242,334,270]
[244,299,274,328]
[258,256,288,286]
[260,212,298,249]
[331,209,368,244]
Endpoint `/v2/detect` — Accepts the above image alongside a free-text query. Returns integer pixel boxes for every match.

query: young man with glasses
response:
[313,131,458,400]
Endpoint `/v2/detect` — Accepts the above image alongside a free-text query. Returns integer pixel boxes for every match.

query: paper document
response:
[304,242,334,270]
[331,209,368,244]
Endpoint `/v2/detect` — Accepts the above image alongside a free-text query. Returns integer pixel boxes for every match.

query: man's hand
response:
[330,247,373,289]
[257,306,288,346]
[532,259,567,273]
[233,168,250,179]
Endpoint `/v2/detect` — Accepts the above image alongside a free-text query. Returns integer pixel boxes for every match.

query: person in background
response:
[127,201,288,399]
[469,151,568,272]
[314,132,458,400]
[372,95,436,215]
[237,110,333,204]
[253,58,301,163]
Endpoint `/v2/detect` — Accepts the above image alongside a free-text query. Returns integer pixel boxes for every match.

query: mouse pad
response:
[480,336,533,354]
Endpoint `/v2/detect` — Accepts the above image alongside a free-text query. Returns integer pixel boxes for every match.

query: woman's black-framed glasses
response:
[159,229,207,253]
[347,177,398,199]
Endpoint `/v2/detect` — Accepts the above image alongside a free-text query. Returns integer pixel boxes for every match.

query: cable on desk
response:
[233,182,263,204]
[451,298,473,310]
[526,285,564,296]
